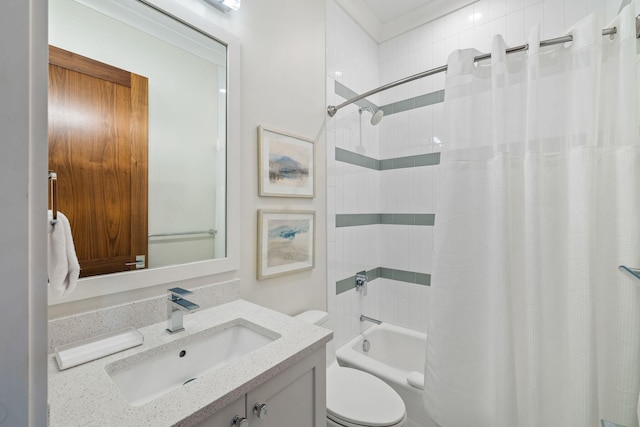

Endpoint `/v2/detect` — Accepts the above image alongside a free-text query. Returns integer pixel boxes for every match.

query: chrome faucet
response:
[166,287,199,334]
[355,271,368,296]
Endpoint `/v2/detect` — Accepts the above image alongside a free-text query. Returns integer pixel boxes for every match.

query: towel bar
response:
[148,229,216,238]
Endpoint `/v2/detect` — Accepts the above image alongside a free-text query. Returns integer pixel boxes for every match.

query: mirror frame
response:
[48,0,240,305]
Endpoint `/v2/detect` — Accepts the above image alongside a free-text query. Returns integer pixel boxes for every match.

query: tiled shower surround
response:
[326,0,633,349]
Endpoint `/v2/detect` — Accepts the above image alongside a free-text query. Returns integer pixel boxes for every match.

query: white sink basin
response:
[106,320,279,406]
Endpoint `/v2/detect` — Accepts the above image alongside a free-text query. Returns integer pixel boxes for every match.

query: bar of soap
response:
[54,327,144,370]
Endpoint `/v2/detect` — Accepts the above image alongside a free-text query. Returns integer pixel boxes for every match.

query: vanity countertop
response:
[48,299,332,427]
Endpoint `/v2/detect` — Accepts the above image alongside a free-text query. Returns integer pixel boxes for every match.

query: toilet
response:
[295,310,408,427]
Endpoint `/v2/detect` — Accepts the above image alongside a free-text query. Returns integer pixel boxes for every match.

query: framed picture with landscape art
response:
[258,126,315,197]
[257,210,315,279]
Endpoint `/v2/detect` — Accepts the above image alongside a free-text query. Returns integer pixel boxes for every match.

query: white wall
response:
[0,1,48,425]
[124,0,330,316]
[231,0,327,314]
[327,0,638,348]
[134,0,328,315]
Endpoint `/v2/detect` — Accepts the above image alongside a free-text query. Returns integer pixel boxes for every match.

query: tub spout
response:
[360,315,381,325]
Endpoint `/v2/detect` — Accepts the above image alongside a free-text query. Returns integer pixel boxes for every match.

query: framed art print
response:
[258,126,315,198]
[257,210,315,279]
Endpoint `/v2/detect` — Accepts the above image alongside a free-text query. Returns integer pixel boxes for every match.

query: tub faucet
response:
[360,315,382,325]
[166,287,199,334]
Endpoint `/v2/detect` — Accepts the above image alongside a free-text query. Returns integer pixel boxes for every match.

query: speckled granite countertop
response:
[48,299,331,427]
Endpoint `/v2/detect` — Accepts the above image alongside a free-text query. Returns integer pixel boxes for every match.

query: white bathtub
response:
[336,323,438,427]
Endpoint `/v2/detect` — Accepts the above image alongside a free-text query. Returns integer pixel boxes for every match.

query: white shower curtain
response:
[425,6,640,427]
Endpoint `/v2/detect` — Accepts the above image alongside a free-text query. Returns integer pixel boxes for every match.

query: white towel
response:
[48,210,80,297]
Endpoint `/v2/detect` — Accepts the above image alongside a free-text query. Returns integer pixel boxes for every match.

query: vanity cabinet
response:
[194,348,326,427]
[194,396,245,427]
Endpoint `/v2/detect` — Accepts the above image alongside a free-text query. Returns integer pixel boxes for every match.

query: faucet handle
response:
[168,287,193,297]
[355,271,368,296]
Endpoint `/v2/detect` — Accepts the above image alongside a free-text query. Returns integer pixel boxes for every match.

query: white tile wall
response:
[332,279,431,349]
[328,0,637,348]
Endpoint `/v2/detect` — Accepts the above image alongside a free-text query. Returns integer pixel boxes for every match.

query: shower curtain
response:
[424,6,640,427]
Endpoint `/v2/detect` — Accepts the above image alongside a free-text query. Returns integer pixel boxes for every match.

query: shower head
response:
[359,106,384,126]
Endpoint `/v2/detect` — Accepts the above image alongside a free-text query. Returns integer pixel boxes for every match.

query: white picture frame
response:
[258,126,315,198]
[257,210,315,279]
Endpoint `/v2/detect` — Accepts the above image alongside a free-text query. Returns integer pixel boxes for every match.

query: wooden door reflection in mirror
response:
[48,46,148,277]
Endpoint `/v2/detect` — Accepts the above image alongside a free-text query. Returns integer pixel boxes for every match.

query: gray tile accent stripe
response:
[334,81,379,112]
[379,213,435,225]
[335,147,379,170]
[336,276,355,295]
[382,213,435,226]
[333,81,443,118]
[336,267,431,294]
[336,267,380,295]
[336,213,434,227]
[379,89,445,116]
[379,152,441,169]
[415,214,436,226]
[350,214,381,226]
[415,152,441,167]
[336,147,440,171]
[336,214,380,227]
[335,215,351,227]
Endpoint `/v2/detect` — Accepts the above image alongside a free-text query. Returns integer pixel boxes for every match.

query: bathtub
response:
[336,322,438,427]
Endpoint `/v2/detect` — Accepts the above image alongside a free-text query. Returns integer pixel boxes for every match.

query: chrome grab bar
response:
[148,229,216,239]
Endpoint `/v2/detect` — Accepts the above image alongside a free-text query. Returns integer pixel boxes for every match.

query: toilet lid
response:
[327,366,406,427]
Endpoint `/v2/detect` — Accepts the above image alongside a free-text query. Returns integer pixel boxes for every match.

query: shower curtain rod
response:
[327,14,640,118]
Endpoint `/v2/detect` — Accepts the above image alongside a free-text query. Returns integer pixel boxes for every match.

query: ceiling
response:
[362,0,439,25]
[336,0,476,42]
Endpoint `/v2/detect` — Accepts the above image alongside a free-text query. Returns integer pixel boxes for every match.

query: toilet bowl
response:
[295,310,407,427]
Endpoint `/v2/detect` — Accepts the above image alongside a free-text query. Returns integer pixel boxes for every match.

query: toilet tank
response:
[294,310,337,368]
[295,310,329,327]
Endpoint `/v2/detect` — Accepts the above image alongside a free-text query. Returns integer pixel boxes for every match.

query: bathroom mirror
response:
[48,0,240,304]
